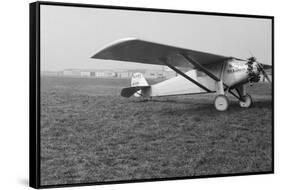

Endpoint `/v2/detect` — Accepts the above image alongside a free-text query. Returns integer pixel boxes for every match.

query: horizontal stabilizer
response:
[121,86,150,98]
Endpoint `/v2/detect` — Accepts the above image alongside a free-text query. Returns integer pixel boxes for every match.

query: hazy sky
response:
[40,5,272,71]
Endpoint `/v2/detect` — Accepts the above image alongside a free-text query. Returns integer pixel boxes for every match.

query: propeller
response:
[257,62,272,83]
[246,56,271,84]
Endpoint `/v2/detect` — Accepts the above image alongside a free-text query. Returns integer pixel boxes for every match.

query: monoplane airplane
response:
[91,38,272,111]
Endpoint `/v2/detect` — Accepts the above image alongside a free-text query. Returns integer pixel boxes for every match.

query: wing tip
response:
[91,37,139,59]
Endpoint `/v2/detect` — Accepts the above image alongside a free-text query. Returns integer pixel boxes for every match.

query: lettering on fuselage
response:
[227,63,247,73]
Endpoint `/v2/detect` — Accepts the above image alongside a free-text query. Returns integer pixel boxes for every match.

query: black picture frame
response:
[30,1,274,188]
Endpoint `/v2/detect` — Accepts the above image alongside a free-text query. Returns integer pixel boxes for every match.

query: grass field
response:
[40,76,273,186]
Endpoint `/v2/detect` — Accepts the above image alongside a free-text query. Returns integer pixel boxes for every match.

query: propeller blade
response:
[261,69,271,83]
[257,62,271,83]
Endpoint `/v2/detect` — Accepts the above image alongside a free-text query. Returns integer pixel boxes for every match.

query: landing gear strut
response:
[234,86,253,108]
[239,94,252,108]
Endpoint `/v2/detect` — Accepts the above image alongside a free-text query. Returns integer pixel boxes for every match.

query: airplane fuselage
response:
[141,59,260,97]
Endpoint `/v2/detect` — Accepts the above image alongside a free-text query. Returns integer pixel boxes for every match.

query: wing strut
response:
[181,53,232,91]
[180,53,221,81]
[162,61,213,93]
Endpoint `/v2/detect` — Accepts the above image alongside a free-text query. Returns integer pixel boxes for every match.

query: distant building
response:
[63,70,72,76]
[95,71,105,77]
[59,69,179,79]
[95,71,116,78]
[90,72,95,77]
[41,71,60,76]
[117,72,130,78]
[116,70,177,79]
[105,71,116,77]
[63,69,81,76]
[81,71,91,77]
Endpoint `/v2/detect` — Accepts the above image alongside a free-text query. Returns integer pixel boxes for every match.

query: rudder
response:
[120,73,150,98]
[131,73,149,87]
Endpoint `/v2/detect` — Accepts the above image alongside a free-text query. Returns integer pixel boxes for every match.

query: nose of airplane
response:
[246,56,271,84]
[252,62,260,74]
[246,57,261,83]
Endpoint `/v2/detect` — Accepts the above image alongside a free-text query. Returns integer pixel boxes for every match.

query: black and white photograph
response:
[30,1,273,188]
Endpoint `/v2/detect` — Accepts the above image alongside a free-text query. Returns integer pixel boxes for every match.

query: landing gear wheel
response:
[239,94,252,108]
[214,95,229,111]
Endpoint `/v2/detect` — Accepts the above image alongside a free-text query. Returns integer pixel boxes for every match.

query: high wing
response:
[91,38,231,69]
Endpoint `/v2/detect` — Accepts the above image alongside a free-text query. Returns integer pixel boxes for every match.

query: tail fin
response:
[121,73,150,98]
[131,73,149,87]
